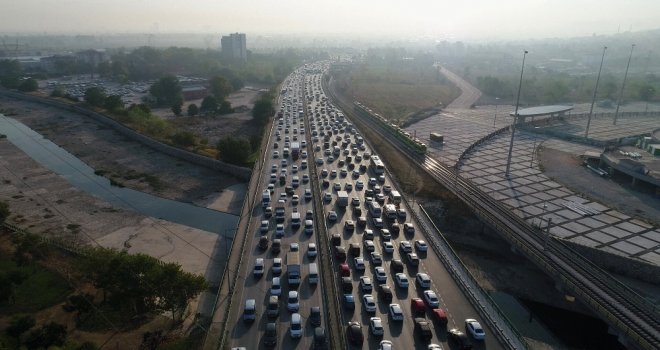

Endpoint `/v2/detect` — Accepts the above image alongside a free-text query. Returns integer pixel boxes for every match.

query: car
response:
[330,169,337,177]
[395,273,409,288]
[370,317,384,336]
[376,284,392,303]
[382,241,394,253]
[357,216,367,227]
[331,233,341,246]
[253,258,265,277]
[327,211,338,221]
[399,241,413,254]
[287,291,300,311]
[383,185,392,194]
[306,209,314,220]
[263,322,278,347]
[339,262,350,277]
[390,259,404,273]
[290,242,299,251]
[243,299,257,322]
[369,178,377,186]
[266,295,279,319]
[270,277,282,296]
[347,321,363,345]
[313,327,327,349]
[304,188,312,200]
[380,229,391,241]
[351,197,360,206]
[424,290,440,308]
[335,246,347,261]
[363,294,377,314]
[343,294,355,309]
[360,276,373,292]
[416,273,432,289]
[321,168,329,177]
[448,329,472,349]
[379,340,394,350]
[310,306,321,326]
[364,240,375,252]
[389,223,400,235]
[374,266,387,283]
[273,151,280,158]
[465,319,486,340]
[260,220,269,233]
[272,258,282,275]
[269,174,277,183]
[432,308,449,327]
[415,317,433,341]
[308,243,318,258]
[389,303,404,321]
[292,165,298,173]
[333,182,341,191]
[259,236,269,250]
[416,240,429,252]
[264,206,273,218]
[428,345,443,350]
[407,252,420,266]
[356,180,364,189]
[340,169,348,177]
[341,276,353,292]
[372,217,384,228]
[273,223,285,237]
[290,313,303,338]
[354,257,366,271]
[370,252,383,266]
[404,223,415,234]
[364,229,374,239]
[375,193,385,203]
[411,298,426,315]
[397,208,407,219]
[323,192,332,201]
[344,220,355,233]
[316,157,324,165]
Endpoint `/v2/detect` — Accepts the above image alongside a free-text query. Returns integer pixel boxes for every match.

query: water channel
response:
[0,114,239,235]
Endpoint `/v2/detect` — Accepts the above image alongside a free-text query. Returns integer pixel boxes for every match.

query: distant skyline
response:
[1,0,659,41]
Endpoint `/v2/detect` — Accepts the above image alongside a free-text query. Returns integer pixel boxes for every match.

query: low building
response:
[182,86,208,101]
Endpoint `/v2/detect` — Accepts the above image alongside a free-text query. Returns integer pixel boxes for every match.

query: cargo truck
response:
[291,142,300,160]
[287,252,301,285]
[336,190,349,208]
[262,190,271,207]
[384,204,398,220]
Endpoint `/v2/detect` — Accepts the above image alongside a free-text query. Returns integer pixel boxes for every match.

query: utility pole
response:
[585,46,607,138]
[505,50,528,177]
[613,44,635,125]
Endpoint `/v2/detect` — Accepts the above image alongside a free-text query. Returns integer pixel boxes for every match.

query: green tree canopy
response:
[84,87,106,107]
[217,136,252,165]
[187,103,199,116]
[252,93,275,125]
[18,78,38,92]
[104,95,124,112]
[0,59,22,88]
[0,201,9,224]
[171,103,182,116]
[149,75,183,107]
[200,95,218,114]
[218,100,233,114]
[6,314,35,340]
[209,76,232,100]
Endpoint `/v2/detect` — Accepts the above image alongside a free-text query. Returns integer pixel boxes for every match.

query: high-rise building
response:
[221,33,247,62]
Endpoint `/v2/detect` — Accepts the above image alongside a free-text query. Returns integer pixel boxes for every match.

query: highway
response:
[229,69,328,349]
[308,62,505,350]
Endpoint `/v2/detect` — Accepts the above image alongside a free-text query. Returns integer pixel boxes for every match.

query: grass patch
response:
[0,258,72,314]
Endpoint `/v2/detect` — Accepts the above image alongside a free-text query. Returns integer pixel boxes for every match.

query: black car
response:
[414,318,433,341]
[263,322,277,347]
[331,233,341,246]
[346,321,364,345]
[310,306,321,327]
[258,236,269,250]
[341,276,353,292]
[379,284,393,303]
[390,259,404,273]
[313,327,327,349]
[448,328,473,349]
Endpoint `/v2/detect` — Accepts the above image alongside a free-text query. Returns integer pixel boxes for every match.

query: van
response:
[368,201,382,217]
[309,263,319,285]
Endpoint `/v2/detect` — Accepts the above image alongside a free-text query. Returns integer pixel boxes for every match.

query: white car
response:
[389,303,404,321]
[354,257,366,271]
[290,243,299,251]
[287,291,300,311]
[416,273,432,289]
[308,243,317,258]
[364,229,374,240]
[272,258,282,275]
[370,317,384,336]
[415,240,429,252]
[270,277,282,296]
[379,340,394,350]
[370,252,382,266]
[275,224,285,238]
[375,266,387,283]
[465,318,485,340]
[428,345,443,350]
[360,276,373,292]
[364,240,375,252]
[260,220,269,233]
[290,313,303,338]
[291,195,300,205]
[395,273,409,288]
[304,188,312,200]
[423,290,440,308]
[253,258,264,277]
[363,294,377,314]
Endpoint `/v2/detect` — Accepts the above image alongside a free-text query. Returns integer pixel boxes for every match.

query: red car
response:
[339,262,350,277]
[432,308,448,327]
[411,298,426,315]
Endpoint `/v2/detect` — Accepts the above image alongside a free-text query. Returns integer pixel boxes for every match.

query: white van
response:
[308,263,319,285]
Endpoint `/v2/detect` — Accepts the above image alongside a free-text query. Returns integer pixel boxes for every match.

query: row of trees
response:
[147,75,234,116]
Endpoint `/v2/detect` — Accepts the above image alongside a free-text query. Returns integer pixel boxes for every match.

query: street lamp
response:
[493,97,500,127]
[613,44,635,125]
[505,50,528,177]
[585,46,607,138]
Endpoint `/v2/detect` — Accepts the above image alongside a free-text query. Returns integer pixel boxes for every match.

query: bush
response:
[18,78,38,92]
[217,136,252,165]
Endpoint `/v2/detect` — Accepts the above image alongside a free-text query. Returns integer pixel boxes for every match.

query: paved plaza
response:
[406,102,660,266]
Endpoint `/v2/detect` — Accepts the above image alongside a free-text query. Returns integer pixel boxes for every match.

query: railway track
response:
[325,74,660,350]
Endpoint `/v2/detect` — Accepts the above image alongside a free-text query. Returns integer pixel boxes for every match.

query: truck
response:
[287,252,301,285]
[262,190,271,207]
[389,190,402,204]
[291,142,300,160]
[384,204,398,220]
[336,190,349,208]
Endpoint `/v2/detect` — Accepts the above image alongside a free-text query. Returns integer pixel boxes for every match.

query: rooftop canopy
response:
[511,105,573,117]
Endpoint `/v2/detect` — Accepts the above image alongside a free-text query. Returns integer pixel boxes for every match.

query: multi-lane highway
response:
[228,61,509,350]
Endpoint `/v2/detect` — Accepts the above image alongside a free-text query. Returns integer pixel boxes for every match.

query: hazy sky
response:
[1,0,658,40]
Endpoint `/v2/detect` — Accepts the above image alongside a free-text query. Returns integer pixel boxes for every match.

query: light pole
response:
[585,46,607,138]
[505,50,528,177]
[613,44,635,125]
[493,97,500,127]
[543,217,553,251]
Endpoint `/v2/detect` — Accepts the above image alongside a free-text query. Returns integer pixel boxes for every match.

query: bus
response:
[370,155,385,175]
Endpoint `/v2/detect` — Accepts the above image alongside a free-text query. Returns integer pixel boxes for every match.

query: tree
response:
[0,59,22,88]
[18,78,38,92]
[6,314,35,340]
[104,95,124,112]
[24,322,67,349]
[217,136,252,165]
[200,96,218,114]
[218,100,233,114]
[187,103,199,116]
[171,131,195,147]
[84,87,106,107]
[639,83,656,101]
[0,200,9,224]
[252,94,275,125]
[149,75,183,107]
[171,103,182,116]
[209,76,232,100]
